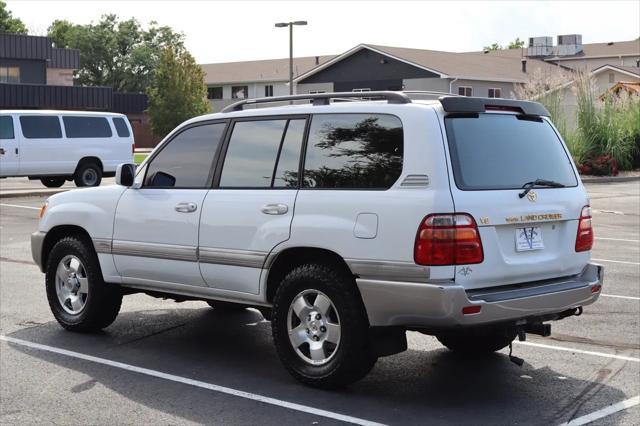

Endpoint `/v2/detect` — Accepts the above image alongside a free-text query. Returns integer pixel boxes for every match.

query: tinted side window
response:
[0,116,14,139]
[63,116,112,138]
[220,120,288,188]
[303,114,403,189]
[112,117,131,137]
[19,116,62,139]
[144,123,226,188]
[273,119,305,188]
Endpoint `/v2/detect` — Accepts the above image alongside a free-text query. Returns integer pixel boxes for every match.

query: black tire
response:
[206,300,246,310]
[45,236,122,332]
[436,326,517,355]
[74,161,102,187]
[272,263,377,389]
[40,176,65,188]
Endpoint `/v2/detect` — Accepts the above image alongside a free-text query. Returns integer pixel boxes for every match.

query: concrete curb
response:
[581,176,640,184]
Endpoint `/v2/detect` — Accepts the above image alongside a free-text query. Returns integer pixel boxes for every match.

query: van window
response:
[445,114,578,190]
[303,114,403,189]
[112,117,131,137]
[220,119,288,188]
[0,116,14,139]
[63,116,112,138]
[144,122,226,188]
[19,116,62,139]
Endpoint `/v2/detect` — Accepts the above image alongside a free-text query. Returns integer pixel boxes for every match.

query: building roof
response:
[474,39,640,60]
[294,44,563,84]
[201,55,334,85]
[600,81,640,99]
[591,64,640,79]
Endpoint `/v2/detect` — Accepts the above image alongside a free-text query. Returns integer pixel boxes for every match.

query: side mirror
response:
[116,163,136,187]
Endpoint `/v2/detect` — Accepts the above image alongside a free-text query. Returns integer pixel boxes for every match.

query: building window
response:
[488,88,502,98]
[458,86,473,97]
[608,73,615,84]
[264,85,274,97]
[309,90,326,94]
[0,66,20,83]
[232,86,249,99]
[207,87,223,99]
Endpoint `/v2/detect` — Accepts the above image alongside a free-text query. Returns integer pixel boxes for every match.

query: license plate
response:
[515,226,544,251]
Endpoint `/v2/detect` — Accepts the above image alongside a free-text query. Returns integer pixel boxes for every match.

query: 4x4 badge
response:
[527,190,537,203]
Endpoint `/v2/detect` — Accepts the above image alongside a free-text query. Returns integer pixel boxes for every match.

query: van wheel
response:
[74,161,102,187]
[206,300,246,310]
[436,327,517,355]
[45,236,122,332]
[272,264,377,388]
[40,177,65,188]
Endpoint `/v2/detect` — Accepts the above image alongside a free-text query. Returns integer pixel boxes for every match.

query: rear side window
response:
[0,116,14,139]
[303,114,403,189]
[19,116,62,139]
[445,114,578,190]
[63,116,112,138]
[144,122,226,188]
[219,118,305,188]
[112,117,131,137]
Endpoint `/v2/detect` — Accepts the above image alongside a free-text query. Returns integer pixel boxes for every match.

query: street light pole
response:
[275,21,307,96]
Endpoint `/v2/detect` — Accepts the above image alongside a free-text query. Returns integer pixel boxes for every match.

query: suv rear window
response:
[445,114,577,190]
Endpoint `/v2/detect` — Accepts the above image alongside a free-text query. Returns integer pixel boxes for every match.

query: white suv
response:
[31,92,603,388]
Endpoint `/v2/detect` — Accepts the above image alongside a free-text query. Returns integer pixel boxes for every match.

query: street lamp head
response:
[274,23,289,28]
[292,21,308,26]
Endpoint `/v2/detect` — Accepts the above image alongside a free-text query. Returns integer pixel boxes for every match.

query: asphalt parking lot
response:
[0,181,638,425]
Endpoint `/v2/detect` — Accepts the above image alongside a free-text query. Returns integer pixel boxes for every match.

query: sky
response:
[7,0,640,64]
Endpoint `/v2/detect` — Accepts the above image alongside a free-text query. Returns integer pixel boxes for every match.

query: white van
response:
[0,110,134,187]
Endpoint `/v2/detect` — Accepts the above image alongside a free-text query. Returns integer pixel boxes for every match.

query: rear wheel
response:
[436,327,517,355]
[40,176,65,188]
[45,236,122,332]
[74,161,102,187]
[272,264,377,388]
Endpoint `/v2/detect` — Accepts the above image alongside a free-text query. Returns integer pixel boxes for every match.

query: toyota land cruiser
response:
[31,92,603,388]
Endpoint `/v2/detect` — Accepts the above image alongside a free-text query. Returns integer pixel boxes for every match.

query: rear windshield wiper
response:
[519,179,566,198]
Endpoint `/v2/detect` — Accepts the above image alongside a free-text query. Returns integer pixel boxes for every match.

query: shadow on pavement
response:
[7,307,628,425]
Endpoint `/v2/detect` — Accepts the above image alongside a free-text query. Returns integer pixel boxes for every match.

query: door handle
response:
[260,203,288,215]
[175,202,198,213]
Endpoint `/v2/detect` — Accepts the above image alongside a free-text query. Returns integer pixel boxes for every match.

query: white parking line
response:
[602,293,640,301]
[514,341,640,363]
[596,237,640,243]
[0,335,386,426]
[592,258,640,266]
[558,395,640,426]
[0,203,40,211]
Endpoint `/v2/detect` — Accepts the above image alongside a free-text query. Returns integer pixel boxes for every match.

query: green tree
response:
[147,46,211,138]
[47,14,184,92]
[483,42,502,51]
[0,0,27,33]
[508,37,525,49]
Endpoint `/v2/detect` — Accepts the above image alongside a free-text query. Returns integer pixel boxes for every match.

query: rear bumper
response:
[356,263,603,328]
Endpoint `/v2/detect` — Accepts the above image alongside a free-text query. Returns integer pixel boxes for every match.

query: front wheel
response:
[272,264,377,388]
[40,176,65,188]
[45,236,122,332]
[436,327,517,355]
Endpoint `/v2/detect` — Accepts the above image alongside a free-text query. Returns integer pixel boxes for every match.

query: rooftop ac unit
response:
[556,34,583,56]
[527,36,553,57]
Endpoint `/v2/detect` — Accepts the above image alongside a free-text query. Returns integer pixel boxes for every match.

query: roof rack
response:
[221,91,412,113]
[438,96,550,117]
[402,90,461,98]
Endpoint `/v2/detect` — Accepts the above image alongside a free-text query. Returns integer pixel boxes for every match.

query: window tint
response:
[144,123,226,188]
[220,120,288,188]
[0,116,14,139]
[112,117,131,137]
[445,114,577,190]
[207,87,223,99]
[303,114,403,189]
[63,116,112,138]
[274,119,305,188]
[20,116,62,139]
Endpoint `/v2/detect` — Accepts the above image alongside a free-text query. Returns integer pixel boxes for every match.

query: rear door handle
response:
[260,203,288,215]
[175,202,198,213]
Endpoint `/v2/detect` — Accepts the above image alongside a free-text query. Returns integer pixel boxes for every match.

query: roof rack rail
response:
[438,96,550,117]
[221,91,412,113]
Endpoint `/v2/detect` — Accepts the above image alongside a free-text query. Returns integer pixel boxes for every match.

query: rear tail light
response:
[414,213,484,265]
[575,205,593,252]
[132,143,136,155]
